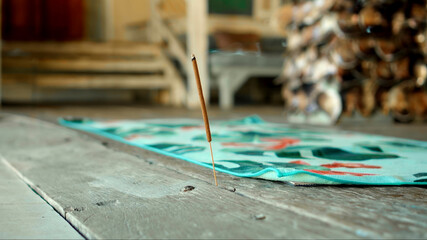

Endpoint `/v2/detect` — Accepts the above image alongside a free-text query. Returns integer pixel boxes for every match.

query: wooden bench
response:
[2,41,186,105]
[210,52,284,109]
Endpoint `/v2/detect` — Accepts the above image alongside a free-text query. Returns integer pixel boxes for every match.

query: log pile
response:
[277,0,427,124]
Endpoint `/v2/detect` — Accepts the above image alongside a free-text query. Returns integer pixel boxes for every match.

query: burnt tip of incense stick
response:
[191,54,196,60]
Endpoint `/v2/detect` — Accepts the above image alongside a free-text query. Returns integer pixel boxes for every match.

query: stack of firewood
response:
[277,0,427,124]
[334,0,427,123]
[277,0,342,125]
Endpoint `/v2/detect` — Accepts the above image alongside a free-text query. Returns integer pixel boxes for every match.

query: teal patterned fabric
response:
[59,116,427,185]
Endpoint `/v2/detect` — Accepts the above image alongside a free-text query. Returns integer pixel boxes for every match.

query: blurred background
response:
[0,0,426,126]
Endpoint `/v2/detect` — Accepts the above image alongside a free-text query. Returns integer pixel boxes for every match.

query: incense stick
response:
[191,54,218,186]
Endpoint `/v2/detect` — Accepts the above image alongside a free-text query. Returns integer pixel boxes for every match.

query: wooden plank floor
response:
[0,106,426,239]
[0,155,83,239]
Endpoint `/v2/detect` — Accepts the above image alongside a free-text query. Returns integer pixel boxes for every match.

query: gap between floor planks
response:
[0,159,84,239]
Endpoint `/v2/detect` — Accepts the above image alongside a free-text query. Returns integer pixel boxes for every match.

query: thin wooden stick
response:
[191,54,218,186]
[209,142,218,186]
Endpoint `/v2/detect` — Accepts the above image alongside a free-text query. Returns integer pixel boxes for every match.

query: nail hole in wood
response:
[225,186,236,192]
[181,186,195,192]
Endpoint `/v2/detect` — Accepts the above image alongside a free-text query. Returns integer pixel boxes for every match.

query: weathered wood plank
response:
[2,41,186,106]
[3,74,170,89]
[2,42,162,57]
[3,57,165,73]
[0,114,359,239]
[0,159,83,239]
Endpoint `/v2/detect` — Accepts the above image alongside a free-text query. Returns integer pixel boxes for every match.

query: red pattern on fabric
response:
[289,160,311,165]
[222,138,299,150]
[221,142,263,147]
[125,134,152,140]
[262,138,300,150]
[321,162,381,169]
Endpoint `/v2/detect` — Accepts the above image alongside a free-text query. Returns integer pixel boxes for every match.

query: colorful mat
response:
[59,116,427,185]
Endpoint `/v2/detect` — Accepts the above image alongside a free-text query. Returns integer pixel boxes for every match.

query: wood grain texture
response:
[0,114,359,239]
[0,160,83,239]
[91,134,427,239]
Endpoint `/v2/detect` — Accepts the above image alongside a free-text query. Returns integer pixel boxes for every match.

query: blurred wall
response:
[2,0,84,41]
[111,0,150,41]
[87,0,186,42]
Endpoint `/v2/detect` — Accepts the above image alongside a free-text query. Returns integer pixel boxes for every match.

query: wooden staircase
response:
[2,41,186,105]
